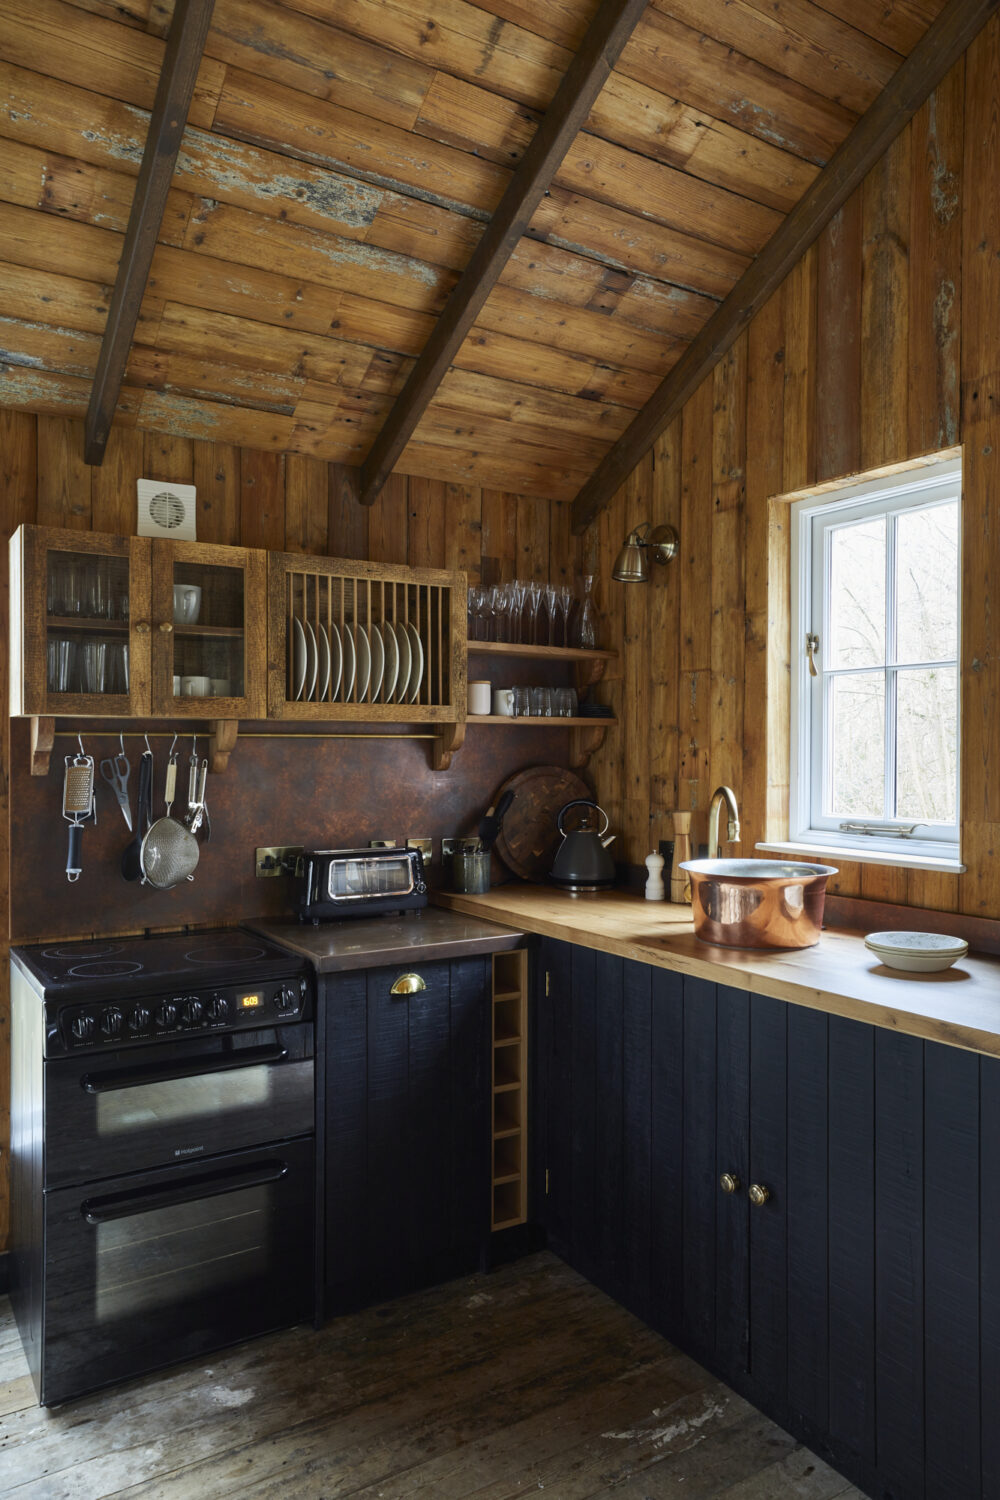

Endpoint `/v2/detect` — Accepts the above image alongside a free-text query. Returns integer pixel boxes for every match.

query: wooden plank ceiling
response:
[0,0,949,502]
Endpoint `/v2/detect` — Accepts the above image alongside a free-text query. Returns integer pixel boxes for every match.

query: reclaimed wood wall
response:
[0,410,575,1250]
[582,27,1000,924]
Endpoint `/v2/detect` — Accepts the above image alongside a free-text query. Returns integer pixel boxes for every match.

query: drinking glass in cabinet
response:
[47,637,77,693]
[513,686,531,718]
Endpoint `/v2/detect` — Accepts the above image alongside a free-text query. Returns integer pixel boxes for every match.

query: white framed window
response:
[788,455,961,864]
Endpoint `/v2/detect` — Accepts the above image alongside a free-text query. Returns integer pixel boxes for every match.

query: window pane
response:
[827,673,885,817]
[895,667,958,824]
[828,517,885,668]
[895,501,958,664]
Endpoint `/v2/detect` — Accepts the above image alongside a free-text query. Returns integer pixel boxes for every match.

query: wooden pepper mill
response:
[670,811,692,904]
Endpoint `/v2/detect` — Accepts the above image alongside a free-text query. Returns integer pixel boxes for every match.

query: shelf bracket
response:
[30,716,56,777]
[209,719,239,773]
[573,656,609,695]
[569,723,607,769]
[433,719,466,771]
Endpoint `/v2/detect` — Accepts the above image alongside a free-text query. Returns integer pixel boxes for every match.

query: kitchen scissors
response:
[100,735,132,831]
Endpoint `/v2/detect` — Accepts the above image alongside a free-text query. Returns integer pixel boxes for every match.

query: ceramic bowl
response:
[864,930,969,972]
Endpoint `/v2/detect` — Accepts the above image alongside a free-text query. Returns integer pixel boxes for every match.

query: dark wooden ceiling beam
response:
[84,0,216,465]
[570,0,1000,534]
[357,0,649,508]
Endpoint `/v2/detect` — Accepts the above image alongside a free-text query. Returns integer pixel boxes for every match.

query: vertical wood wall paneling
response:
[859,127,912,905]
[284,454,329,556]
[873,1029,924,1499]
[959,18,1000,920]
[907,64,965,914]
[480,491,517,585]
[622,453,652,860]
[709,336,747,819]
[37,417,92,530]
[91,427,144,536]
[677,378,713,853]
[923,1043,981,1500]
[367,471,410,567]
[0,408,38,1252]
[328,463,368,560]
[445,484,482,580]
[648,422,682,852]
[815,193,863,486]
[192,443,241,545]
[744,291,786,853]
[239,450,285,552]
[407,478,447,570]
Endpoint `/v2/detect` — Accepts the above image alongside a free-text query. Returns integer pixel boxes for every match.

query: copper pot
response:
[679,859,838,950]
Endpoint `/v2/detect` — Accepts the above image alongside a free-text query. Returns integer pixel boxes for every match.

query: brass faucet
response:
[707,786,741,860]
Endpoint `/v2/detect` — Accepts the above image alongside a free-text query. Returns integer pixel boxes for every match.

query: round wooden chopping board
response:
[494,765,592,883]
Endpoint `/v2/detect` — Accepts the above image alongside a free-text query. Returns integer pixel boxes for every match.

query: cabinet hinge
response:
[545,970,550,996]
[545,1168,550,1195]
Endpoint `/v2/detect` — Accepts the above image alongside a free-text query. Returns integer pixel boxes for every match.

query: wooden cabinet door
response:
[148,539,267,718]
[13,525,151,716]
[321,957,491,1317]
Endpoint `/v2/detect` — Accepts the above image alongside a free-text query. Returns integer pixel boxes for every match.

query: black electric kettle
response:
[549,799,617,892]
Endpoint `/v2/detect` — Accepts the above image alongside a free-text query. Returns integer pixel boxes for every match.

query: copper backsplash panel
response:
[11,717,577,942]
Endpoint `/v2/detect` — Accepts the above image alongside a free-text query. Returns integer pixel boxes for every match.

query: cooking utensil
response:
[100,744,132,831]
[121,749,153,881]
[141,746,200,888]
[478,789,515,852]
[62,741,95,884]
[189,759,209,836]
[550,799,617,892]
[493,765,591,882]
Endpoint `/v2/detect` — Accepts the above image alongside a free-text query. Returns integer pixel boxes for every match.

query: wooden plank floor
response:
[0,1253,865,1499]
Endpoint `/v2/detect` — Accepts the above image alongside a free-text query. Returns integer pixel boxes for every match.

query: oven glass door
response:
[44,1024,314,1187]
[42,1138,313,1405]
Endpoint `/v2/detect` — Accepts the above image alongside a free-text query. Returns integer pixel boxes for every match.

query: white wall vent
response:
[137,478,197,541]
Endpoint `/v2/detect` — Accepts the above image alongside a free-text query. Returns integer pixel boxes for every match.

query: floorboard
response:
[0,1253,864,1499]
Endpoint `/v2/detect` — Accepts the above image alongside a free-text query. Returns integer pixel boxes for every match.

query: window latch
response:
[806,633,820,677]
[838,822,924,839]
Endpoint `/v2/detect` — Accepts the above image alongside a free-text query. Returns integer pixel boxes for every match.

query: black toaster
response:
[296,846,428,922]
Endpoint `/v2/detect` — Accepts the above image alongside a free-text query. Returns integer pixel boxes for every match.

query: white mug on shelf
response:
[468,680,491,715]
[493,687,515,717]
[173,585,202,624]
[181,675,211,697]
[210,678,233,696]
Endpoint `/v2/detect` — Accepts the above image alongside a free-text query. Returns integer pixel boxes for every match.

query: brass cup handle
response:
[390,973,426,996]
[134,621,150,635]
[719,1173,741,1195]
[748,1183,770,1207]
[158,622,174,634]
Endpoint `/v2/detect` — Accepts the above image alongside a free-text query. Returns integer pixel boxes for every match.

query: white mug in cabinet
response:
[493,687,515,716]
[173,585,202,624]
[468,680,491,715]
[181,675,211,697]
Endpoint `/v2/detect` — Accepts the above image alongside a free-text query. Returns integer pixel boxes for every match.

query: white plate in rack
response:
[341,623,356,701]
[406,622,424,704]
[381,622,399,703]
[291,617,307,701]
[316,623,332,703]
[303,621,319,702]
[394,622,412,704]
[369,622,385,702]
[354,624,372,702]
[328,621,343,702]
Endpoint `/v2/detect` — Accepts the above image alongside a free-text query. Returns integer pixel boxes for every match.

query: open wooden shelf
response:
[468,641,616,662]
[469,714,616,726]
[491,949,528,1231]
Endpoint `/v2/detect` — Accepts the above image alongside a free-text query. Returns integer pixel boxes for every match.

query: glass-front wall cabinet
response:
[11,527,266,719]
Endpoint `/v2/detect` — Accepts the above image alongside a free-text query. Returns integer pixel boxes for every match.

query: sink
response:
[679,858,838,950]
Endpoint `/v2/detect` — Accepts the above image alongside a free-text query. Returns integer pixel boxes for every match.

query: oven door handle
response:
[80,1044,290,1094]
[81,1158,290,1224]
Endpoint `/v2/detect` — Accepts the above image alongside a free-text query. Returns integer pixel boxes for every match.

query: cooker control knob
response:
[100,1006,124,1039]
[208,994,229,1022]
[129,1005,151,1033]
[180,997,204,1027]
[156,1000,178,1030]
[70,1012,96,1043]
[276,984,298,1012]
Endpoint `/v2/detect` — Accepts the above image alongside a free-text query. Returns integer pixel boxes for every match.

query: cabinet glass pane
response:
[45,551,130,696]
[171,561,245,699]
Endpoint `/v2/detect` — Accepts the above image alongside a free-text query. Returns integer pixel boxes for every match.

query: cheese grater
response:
[63,748,95,883]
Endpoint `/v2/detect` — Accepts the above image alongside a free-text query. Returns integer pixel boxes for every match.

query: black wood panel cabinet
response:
[535,936,1000,1500]
[318,956,492,1318]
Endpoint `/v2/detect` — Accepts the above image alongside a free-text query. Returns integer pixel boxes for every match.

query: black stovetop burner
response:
[14,927,302,999]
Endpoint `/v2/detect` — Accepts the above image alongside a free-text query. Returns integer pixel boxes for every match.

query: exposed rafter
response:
[569,0,1000,534]
[84,0,216,465]
[357,0,650,508]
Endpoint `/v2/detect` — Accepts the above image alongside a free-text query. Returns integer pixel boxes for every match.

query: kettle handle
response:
[556,798,610,839]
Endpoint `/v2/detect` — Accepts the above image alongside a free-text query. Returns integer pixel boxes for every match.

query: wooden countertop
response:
[434,886,1000,1059]
[249,908,524,973]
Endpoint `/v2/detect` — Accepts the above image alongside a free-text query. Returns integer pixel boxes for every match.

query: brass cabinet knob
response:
[158,622,174,634]
[134,621,150,635]
[390,972,426,996]
[748,1183,770,1207]
[719,1172,741,1195]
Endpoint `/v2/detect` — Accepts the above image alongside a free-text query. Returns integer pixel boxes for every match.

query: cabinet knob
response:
[748,1183,770,1207]
[158,622,174,634]
[390,972,426,996]
[719,1172,741,1195]
[134,621,150,635]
